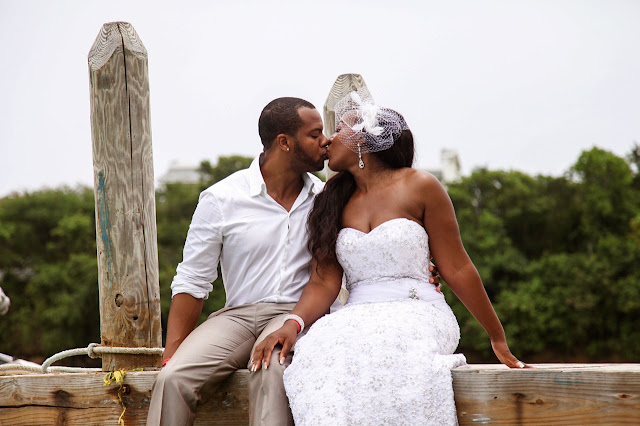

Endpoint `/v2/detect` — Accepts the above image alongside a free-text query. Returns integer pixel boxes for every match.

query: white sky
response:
[1,0,639,197]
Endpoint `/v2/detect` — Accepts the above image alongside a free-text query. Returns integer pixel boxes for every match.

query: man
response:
[147,97,329,426]
[147,97,440,425]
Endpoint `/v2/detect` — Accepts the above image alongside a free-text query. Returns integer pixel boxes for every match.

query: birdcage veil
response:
[333,88,410,155]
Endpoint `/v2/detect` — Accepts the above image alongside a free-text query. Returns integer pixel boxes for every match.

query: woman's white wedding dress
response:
[283,218,466,425]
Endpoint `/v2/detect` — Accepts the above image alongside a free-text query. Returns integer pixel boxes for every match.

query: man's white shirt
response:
[170,157,325,307]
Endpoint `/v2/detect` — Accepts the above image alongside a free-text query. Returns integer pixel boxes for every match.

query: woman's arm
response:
[417,172,526,368]
[251,260,343,370]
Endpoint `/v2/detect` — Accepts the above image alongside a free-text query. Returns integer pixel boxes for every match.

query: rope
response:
[0,343,163,374]
[0,364,101,373]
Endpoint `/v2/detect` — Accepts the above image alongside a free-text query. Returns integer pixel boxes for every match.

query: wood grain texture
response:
[88,22,147,71]
[0,370,248,425]
[88,22,161,371]
[322,73,368,138]
[453,363,640,425]
[2,364,638,424]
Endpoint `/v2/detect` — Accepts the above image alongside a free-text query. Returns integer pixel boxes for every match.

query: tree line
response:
[0,148,638,364]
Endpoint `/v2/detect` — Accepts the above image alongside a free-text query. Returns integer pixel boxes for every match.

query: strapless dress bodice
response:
[336,218,443,305]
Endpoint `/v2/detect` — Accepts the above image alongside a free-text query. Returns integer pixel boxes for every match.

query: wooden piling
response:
[322,73,369,138]
[88,22,161,371]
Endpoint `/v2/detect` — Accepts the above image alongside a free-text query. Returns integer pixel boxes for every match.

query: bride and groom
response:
[147,90,524,425]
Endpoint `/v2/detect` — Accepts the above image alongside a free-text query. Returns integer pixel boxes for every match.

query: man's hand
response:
[251,321,298,372]
[429,257,442,293]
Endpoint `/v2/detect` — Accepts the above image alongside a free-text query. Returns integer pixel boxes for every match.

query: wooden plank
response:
[0,370,248,425]
[2,364,639,424]
[88,22,161,371]
[452,364,640,425]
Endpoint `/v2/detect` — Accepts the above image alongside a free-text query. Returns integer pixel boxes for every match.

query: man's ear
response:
[276,134,291,152]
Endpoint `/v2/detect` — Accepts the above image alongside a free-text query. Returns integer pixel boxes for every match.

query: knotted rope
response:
[0,343,164,373]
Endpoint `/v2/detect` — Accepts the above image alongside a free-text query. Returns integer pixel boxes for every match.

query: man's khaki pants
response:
[146,302,300,426]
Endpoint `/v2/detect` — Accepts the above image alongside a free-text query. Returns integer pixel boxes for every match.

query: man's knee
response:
[261,358,287,389]
[154,364,193,399]
[250,349,289,391]
[154,365,178,392]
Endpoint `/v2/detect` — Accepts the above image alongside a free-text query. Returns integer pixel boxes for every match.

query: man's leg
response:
[147,304,258,426]
[248,303,299,426]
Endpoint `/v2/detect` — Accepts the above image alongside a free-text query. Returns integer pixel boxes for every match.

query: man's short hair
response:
[258,97,316,150]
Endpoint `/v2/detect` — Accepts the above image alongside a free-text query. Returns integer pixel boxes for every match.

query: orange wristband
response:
[162,358,171,367]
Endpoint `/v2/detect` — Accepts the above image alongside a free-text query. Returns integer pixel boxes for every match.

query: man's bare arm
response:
[163,293,205,360]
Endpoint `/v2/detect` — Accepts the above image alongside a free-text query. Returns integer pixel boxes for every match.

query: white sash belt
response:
[345,278,446,306]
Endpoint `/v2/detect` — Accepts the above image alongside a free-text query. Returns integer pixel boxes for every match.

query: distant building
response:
[158,160,202,185]
[425,149,462,185]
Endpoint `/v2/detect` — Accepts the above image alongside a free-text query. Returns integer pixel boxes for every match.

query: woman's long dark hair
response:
[308,127,415,268]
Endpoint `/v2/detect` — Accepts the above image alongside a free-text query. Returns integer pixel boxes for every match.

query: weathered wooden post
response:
[88,22,162,371]
[322,73,369,180]
[323,73,369,138]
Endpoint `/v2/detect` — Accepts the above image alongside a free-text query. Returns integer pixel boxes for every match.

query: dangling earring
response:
[357,143,364,169]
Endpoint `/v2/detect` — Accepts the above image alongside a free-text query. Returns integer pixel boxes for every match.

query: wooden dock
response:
[2,21,637,426]
[1,363,639,425]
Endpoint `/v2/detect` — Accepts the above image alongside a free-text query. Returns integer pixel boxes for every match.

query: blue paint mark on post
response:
[97,172,113,287]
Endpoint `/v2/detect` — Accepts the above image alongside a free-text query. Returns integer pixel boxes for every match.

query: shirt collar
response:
[248,156,266,197]
[302,171,323,196]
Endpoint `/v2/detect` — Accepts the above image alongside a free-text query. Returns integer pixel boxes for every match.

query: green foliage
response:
[570,148,638,250]
[0,156,252,361]
[2,149,639,364]
[447,147,640,362]
[0,186,99,360]
[198,156,253,190]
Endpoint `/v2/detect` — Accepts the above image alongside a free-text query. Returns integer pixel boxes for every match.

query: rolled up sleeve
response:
[170,191,223,299]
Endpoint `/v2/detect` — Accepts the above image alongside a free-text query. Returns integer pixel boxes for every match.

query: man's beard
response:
[291,140,324,172]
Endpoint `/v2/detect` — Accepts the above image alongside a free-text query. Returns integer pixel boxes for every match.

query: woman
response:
[251,90,525,425]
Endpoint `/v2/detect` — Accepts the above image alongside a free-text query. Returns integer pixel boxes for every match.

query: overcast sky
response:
[1,0,639,197]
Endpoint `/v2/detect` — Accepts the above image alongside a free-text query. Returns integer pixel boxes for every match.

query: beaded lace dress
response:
[283,218,466,425]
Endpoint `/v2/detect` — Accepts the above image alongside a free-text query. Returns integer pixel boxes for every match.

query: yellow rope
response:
[103,368,143,425]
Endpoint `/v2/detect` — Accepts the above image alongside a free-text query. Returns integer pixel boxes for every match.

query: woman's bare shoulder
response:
[401,168,445,192]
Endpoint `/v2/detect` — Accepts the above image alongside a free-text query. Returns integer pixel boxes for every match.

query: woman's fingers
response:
[262,337,281,370]
[251,342,266,372]
[491,340,532,369]
[504,355,533,369]
[253,337,279,371]
[251,324,299,372]
[279,338,294,365]
[503,355,526,369]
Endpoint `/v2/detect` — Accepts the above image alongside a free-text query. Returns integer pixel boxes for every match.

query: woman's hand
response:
[251,321,298,372]
[491,338,530,369]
